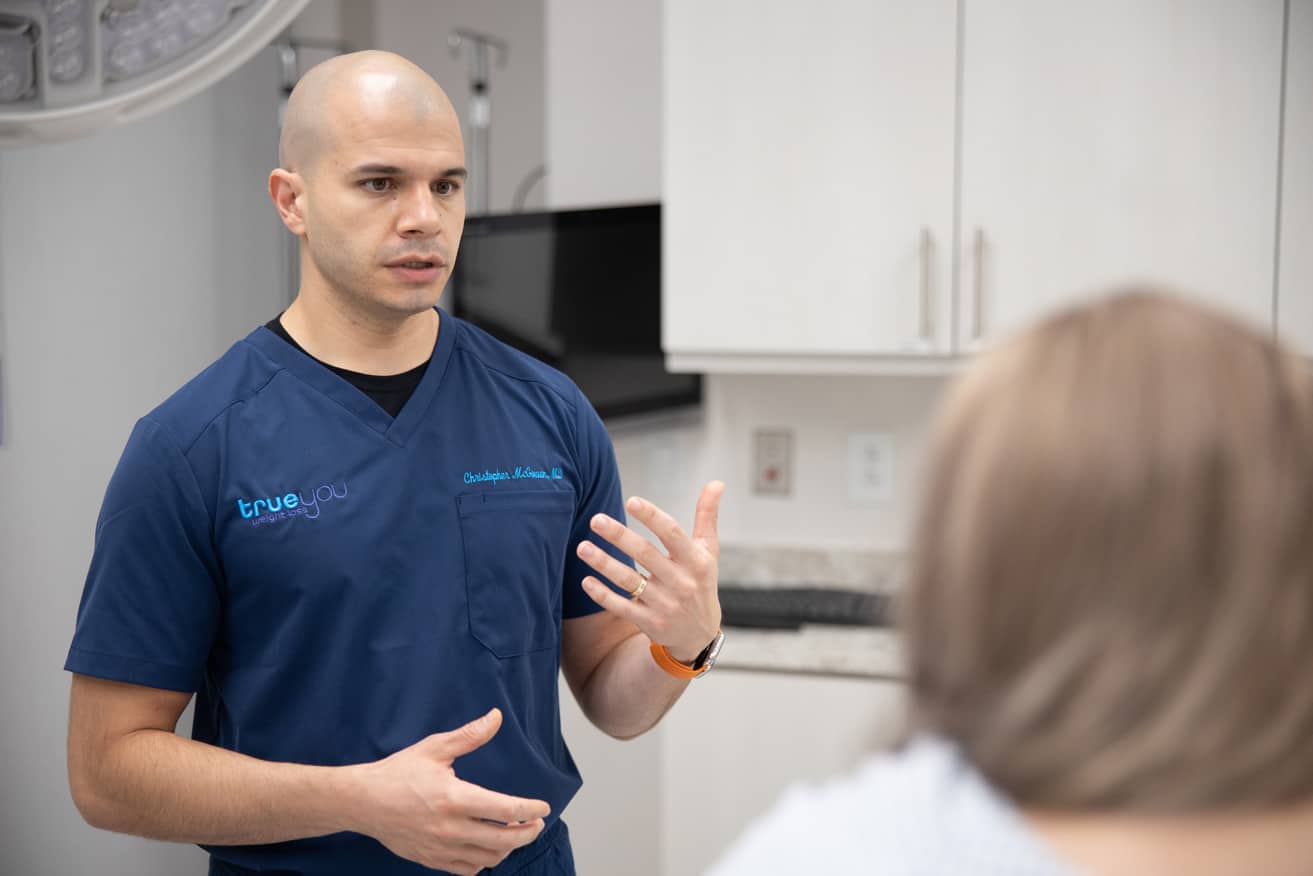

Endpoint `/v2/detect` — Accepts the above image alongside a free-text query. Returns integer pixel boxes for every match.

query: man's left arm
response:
[560,482,725,740]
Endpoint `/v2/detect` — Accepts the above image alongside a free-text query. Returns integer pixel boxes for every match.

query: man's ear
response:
[269,169,306,235]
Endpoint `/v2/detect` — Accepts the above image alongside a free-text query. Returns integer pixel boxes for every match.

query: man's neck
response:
[1025,804,1313,876]
[280,291,439,376]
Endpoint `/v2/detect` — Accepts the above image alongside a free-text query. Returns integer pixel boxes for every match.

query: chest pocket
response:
[457,489,576,658]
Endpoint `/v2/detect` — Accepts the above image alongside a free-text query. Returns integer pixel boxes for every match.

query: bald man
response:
[64,51,726,876]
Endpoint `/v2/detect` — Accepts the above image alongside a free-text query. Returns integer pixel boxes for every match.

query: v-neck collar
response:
[245,307,457,448]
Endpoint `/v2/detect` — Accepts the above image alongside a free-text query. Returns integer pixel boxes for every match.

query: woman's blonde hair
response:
[905,289,1313,812]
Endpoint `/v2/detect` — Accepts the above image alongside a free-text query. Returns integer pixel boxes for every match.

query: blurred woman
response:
[709,290,1313,876]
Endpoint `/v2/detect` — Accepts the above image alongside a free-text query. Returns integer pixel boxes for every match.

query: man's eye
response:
[363,179,393,193]
[435,180,460,195]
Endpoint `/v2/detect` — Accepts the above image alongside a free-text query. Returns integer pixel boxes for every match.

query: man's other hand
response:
[350,708,550,875]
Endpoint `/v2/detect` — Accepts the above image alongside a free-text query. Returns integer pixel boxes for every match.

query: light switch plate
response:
[752,429,792,496]
[848,431,895,505]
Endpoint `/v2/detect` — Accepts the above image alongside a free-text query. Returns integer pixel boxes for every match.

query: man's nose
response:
[397,185,442,236]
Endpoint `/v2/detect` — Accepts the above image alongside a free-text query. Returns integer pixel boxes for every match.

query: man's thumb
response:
[429,708,502,760]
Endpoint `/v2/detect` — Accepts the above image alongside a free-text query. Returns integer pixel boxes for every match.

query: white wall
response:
[0,43,286,876]
[616,374,946,551]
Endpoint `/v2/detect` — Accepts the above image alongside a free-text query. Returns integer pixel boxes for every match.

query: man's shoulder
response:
[143,328,283,453]
[449,315,583,413]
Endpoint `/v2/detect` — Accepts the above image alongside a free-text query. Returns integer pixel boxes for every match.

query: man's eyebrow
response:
[350,163,469,179]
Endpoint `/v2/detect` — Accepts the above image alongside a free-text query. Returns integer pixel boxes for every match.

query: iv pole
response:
[448,28,507,216]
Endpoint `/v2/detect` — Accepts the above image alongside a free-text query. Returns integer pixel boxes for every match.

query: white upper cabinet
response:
[958,0,1287,348]
[663,0,958,361]
[1279,0,1313,356]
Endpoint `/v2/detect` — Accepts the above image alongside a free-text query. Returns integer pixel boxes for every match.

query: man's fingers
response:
[576,541,648,596]
[443,824,543,874]
[426,708,502,760]
[580,575,653,626]
[692,480,725,556]
[623,496,697,564]
[451,779,552,825]
[588,513,680,580]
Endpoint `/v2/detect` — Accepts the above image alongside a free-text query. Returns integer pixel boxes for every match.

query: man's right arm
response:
[67,674,550,876]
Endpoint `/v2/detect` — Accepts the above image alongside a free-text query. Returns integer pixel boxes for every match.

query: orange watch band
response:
[649,641,706,679]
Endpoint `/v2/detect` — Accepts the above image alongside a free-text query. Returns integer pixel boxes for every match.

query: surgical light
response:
[0,0,310,145]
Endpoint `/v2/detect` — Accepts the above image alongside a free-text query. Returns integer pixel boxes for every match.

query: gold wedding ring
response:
[631,575,649,599]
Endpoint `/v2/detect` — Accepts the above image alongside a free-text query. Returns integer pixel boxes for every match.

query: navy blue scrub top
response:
[65,309,633,875]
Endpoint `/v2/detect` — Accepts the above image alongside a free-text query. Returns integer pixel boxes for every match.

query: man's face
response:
[298,97,466,320]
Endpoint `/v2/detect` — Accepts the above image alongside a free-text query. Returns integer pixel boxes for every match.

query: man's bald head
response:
[278,50,460,175]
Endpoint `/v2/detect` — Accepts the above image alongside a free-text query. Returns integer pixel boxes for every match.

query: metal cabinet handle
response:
[919,228,934,344]
[972,227,986,342]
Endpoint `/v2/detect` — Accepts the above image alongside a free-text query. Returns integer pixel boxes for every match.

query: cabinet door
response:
[958,0,1286,348]
[1279,0,1313,355]
[660,671,907,876]
[664,0,957,357]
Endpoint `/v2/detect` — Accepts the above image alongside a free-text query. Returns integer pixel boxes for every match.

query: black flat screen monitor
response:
[449,203,701,421]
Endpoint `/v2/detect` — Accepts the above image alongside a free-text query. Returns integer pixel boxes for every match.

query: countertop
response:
[712,546,907,680]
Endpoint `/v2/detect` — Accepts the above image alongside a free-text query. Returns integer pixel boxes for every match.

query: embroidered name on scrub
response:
[463,466,564,485]
[236,481,349,525]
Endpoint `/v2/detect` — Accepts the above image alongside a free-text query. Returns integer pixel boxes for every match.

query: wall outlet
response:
[752,429,793,496]
[847,431,895,505]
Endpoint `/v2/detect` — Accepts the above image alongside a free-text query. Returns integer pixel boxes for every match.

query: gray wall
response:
[0,46,286,876]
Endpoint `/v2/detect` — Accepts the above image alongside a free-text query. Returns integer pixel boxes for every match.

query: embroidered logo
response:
[235,481,349,526]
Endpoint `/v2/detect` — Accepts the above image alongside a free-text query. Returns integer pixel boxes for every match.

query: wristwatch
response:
[690,629,726,672]
[650,630,726,679]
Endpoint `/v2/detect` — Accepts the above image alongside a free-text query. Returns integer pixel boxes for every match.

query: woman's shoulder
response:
[704,736,1079,876]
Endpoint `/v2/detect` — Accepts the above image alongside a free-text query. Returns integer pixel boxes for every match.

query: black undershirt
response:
[264,317,429,419]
